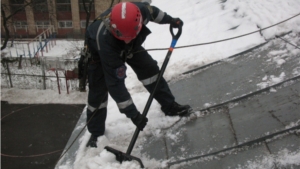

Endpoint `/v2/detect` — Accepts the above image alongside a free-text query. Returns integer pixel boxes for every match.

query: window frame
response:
[56,0,71,12]
[33,3,49,12]
[79,0,95,12]
[80,20,93,28]
[10,0,26,13]
[36,21,51,29]
[14,21,28,29]
[10,0,25,5]
[58,20,73,28]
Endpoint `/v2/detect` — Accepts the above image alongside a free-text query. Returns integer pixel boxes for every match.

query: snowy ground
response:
[1,0,300,168]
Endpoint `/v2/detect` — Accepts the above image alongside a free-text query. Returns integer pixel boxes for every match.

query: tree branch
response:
[5,1,33,21]
[109,0,115,8]
[1,0,41,50]
[1,5,9,50]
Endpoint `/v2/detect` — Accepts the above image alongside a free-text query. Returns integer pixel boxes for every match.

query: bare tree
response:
[78,0,94,92]
[82,0,94,33]
[1,0,45,51]
[2,1,28,50]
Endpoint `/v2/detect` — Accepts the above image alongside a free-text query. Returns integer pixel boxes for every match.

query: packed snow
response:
[1,0,300,168]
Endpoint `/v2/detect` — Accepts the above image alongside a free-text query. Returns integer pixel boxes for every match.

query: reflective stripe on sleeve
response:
[87,101,108,112]
[153,10,164,23]
[96,22,104,50]
[117,98,133,109]
[143,18,149,25]
[140,74,158,86]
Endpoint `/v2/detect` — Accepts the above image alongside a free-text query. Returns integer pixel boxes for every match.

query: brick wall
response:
[1,0,141,39]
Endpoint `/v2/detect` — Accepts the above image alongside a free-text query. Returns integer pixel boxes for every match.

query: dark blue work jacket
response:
[86,2,173,116]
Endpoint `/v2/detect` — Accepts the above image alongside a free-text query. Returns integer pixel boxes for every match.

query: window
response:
[56,0,71,11]
[10,0,25,5]
[58,21,72,28]
[80,20,93,28]
[14,21,27,29]
[33,3,49,12]
[10,0,26,12]
[36,21,51,29]
[57,0,70,2]
[79,0,95,12]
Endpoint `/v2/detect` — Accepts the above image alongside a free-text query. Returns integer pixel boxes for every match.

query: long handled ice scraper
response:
[105,24,182,168]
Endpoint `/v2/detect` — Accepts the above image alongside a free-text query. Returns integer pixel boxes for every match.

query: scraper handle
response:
[126,24,182,157]
[170,24,182,40]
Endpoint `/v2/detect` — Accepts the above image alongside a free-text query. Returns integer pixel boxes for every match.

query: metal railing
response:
[1,57,80,94]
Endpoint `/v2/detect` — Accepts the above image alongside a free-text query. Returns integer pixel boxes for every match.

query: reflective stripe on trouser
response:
[86,96,107,137]
[143,77,175,112]
[126,46,175,111]
[86,100,108,136]
[115,97,138,118]
[87,101,108,112]
[86,60,108,137]
[117,98,133,109]
[140,73,158,86]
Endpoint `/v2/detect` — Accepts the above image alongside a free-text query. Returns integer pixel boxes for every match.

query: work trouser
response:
[86,46,175,137]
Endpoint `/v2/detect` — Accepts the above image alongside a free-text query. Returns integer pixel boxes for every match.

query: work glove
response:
[131,113,148,131]
[170,18,184,28]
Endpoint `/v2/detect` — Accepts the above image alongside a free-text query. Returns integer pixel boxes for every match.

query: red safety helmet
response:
[110,2,143,41]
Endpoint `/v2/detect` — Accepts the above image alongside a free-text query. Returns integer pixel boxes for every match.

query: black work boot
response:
[86,135,98,148]
[164,102,192,116]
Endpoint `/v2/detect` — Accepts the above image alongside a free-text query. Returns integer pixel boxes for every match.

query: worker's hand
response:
[170,18,184,28]
[131,113,148,131]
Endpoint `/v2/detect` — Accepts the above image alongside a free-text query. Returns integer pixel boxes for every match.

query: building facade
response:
[1,0,139,39]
